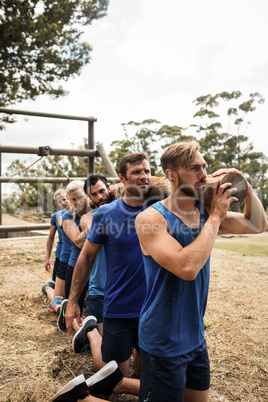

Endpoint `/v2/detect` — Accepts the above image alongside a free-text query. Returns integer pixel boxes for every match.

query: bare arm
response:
[62,219,85,249]
[136,180,237,281]
[44,225,57,272]
[213,168,267,234]
[65,240,101,335]
[80,212,94,236]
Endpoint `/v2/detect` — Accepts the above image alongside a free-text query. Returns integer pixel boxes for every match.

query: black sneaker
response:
[51,361,122,401]
[87,360,123,397]
[72,315,98,353]
[57,299,68,332]
[51,374,89,402]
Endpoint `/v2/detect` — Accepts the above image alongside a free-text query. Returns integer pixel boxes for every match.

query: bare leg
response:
[72,317,83,332]
[45,286,55,302]
[118,359,131,378]
[87,328,104,371]
[114,377,140,396]
[53,277,65,299]
[184,388,209,402]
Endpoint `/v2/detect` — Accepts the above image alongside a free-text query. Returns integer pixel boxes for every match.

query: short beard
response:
[177,172,205,199]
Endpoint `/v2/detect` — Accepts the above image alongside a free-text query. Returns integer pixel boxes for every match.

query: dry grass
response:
[0,233,267,401]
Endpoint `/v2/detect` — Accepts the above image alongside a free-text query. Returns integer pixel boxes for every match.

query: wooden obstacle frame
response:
[0,108,119,237]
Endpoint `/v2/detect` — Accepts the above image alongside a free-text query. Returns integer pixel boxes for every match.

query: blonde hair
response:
[161,142,200,172]
[53,188,66,201]
[66,180,85,195]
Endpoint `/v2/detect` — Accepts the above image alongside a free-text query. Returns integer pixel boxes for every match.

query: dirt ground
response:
[0,230,267,401]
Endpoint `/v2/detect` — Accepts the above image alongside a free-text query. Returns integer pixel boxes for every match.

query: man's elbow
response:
[252,218,268,234]
[176,266,198,281]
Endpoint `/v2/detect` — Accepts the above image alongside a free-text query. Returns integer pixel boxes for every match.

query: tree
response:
[192,91,265,172]
[0,0,109,127]
[109,119,161,175]
[192,91,268,210]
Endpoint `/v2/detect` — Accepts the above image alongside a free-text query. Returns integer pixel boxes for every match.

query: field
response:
[0,219,267,401]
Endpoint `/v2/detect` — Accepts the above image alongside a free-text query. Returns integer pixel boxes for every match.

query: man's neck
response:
[163,190,197,214]
[122,195,146,208]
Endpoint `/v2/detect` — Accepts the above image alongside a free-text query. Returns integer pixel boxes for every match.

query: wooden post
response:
[0,152,2,225]
[88,121,95,174]
[96,144,118,178]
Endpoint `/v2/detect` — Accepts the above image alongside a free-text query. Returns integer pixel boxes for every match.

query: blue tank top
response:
[51,210,65,258]
[62,210,82,268]
[139,201,210,357]
[59,211,72,263]
[88,198,147,318]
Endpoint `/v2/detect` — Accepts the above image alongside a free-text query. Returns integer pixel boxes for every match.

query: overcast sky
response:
[1,0,267,180]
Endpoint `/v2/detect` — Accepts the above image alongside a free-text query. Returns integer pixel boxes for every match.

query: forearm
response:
[243,184,267,232]
[74,231,86,249]
[46,238,54,260]
[68,252,95,304]
[172,216,220,280]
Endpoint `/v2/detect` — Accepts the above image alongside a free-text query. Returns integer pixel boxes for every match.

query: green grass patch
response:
[214,233,268,257]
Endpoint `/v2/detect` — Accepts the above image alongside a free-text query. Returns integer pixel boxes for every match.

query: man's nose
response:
[200,168,207,180]
[139,170,147,179]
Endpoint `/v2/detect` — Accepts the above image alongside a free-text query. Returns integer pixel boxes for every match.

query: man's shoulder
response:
[56,209,65,218]
[62,210,73,220]
[91,200,119,221]
[136,204,165,224]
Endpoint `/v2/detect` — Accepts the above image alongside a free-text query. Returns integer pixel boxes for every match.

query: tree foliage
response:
[0,0,109,113]
[191,91,267,209]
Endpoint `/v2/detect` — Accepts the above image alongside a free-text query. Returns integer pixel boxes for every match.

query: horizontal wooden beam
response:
[0,223,50,232]
[0,145,98,157]
[0,107,97,122]
[0,176,119,183]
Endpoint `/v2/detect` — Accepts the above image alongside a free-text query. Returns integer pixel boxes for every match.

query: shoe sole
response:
[51,374,85,401]
[86,360,118,387]
[72,315,97,352]
[57,299,68,332]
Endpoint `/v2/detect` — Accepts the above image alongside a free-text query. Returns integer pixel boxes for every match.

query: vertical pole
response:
[88,121,95,174]
[0,152,2,225]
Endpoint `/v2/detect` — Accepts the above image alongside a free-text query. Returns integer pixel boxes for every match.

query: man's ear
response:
[165,169,176,182]
[119,173,126,184]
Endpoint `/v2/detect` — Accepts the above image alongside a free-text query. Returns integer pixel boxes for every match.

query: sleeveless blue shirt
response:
[62,210,82,268]
[50,210,65,259]
[138,201,210,357]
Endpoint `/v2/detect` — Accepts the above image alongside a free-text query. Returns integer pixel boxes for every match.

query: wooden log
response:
[202,172,248,205]
[109,173,248,205]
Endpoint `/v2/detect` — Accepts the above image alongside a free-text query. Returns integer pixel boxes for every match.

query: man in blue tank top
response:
[65,153,151,385]
[135,142,267,402]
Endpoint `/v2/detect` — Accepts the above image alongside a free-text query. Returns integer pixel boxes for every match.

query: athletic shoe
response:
[72,315,98,354]
[87,360,123,397]
[42,280,55,295]
[51,361,122,401]
[51,374,89,401]
[49,296,63,310]
[57,299,68,332]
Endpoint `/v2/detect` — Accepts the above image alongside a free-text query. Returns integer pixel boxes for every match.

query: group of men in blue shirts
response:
[50,143,267,402]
